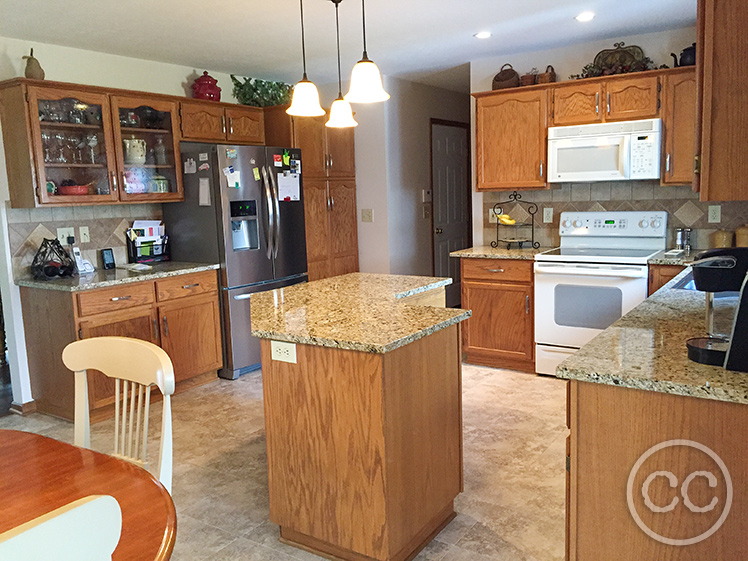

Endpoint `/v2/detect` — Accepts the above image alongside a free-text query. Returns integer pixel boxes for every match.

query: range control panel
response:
[559,211,668,238]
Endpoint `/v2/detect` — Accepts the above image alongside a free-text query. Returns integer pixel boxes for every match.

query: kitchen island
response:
[558,268,748,560]
[250,273,470,561]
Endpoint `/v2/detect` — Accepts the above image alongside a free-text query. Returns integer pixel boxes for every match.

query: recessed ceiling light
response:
[575,11,595,22]
[474,31,492,39]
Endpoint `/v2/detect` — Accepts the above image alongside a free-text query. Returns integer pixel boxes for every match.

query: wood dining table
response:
[0,429,176,560]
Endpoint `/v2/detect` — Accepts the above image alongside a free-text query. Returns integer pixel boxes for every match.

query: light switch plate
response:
[361,208,373,223]
[422,189,432,203]
[543,207,554,223]
[56,227,75,245]
[271,340,297,363]
[79,226,90,243]
[708,205,722,223]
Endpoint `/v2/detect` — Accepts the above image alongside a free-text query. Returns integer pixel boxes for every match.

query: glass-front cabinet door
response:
[111,96,183,202]
[28,86,118,204]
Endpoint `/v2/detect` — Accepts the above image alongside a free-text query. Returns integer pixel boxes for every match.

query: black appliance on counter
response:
[687,248,748,371]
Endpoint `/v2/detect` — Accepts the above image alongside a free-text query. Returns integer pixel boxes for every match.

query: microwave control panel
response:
[630,134,661,179]
[559,211,668,238]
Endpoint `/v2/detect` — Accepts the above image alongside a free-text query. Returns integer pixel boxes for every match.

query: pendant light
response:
[327,0,358,128]
[287,0,325,117]
[344,0,389,103]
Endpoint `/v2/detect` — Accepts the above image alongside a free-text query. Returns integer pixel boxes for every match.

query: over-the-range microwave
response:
[547,118,661,183]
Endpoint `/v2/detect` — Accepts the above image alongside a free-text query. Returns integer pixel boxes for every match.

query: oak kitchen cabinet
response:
[460,258,534,372]
[695,0,748,201]
[661,68,697,185]
[264,105,359,280]
[648,264,685,295]
[474,88,548,191]
[0,79,185,207]
[179,100,265,145]
[18,268,222,421]
[551,73,660,126]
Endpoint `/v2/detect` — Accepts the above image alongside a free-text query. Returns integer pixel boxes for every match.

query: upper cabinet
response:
[179,101,265,145]
[552,74,660,126]
[475,88,548,190]
[661,69,697,186]
[695,0,748,201]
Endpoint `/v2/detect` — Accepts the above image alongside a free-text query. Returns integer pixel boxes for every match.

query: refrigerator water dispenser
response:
[230,200,259,251]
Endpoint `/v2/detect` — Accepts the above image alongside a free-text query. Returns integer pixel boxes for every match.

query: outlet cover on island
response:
[361,208,373,223]
[543,207,553,223]
[271,340,296,363]
[708,205,722,223]
[56,227,75,245]
[79,226,90,243]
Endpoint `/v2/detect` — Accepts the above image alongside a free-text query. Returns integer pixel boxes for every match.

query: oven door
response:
[534,261,648,348]
[548,134,630,183]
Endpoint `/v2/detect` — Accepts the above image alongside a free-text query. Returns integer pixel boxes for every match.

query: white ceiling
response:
[0,0,696,93]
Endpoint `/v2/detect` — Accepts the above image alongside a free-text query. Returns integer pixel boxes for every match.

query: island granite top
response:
[15,262,219,292]
[250,272,471,354]
[556,267,748,405]
[450,246,547,260]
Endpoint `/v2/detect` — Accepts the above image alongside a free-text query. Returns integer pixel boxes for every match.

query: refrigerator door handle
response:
[233,294,252,301]
[261,165,274,260]
[268,166,281,259]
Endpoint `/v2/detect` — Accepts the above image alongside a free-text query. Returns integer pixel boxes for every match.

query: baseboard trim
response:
[10,400,37,416]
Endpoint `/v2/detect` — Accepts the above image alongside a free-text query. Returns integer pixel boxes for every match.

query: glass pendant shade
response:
[345,58,390,103]
[326,97,358,128]
[286,78,325,117]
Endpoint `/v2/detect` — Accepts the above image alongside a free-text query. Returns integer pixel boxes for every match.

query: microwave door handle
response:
[534,263,647,279]
[261,166,274,259]
[620,136,631,178]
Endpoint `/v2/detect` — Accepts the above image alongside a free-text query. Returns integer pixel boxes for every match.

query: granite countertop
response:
[16,262,219,292]
[250,272,471,354]
[556,267,748,405]
[450,246,547,260]
[647,249,702,266]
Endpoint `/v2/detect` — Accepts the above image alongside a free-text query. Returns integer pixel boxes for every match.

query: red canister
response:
[191,71,221,101]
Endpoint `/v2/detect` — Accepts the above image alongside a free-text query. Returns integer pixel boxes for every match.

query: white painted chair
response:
[0,495,122,561]
[62,336,175,493]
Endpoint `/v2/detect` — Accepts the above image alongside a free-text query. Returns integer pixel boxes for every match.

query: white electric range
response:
[534,211,667,375]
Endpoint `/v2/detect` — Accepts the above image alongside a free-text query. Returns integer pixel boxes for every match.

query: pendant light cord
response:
[335,1,343,96]
[361,0,369,59]
[299,0,308,79]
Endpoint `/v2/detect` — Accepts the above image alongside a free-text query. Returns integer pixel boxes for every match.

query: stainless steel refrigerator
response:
[163,142,307,379]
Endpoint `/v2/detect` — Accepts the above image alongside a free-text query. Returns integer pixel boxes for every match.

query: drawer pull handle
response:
[182,283,200,289]
[485,268,504,273]
[110,296,131,302]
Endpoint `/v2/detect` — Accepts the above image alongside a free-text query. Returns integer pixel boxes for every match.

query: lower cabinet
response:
[460,258,535,372]
[648,264,685,295]
[19,269,222,420]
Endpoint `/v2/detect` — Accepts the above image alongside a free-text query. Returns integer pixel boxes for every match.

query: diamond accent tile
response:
[588,202,607,212]
[508,203,531,224]
[674,201,705,228]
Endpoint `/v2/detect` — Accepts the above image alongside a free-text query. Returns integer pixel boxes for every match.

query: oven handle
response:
[534,263,648,279]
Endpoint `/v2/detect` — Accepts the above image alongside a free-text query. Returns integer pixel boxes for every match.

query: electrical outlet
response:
[56,227,75,245]
[543,207,554,223]
[271,340,297,363]
[708,205,722,223]
[361,208,373,223]
[489,208,498,223]
[422,205,431,220]
[422,189,432,203]
[79,226,90,243]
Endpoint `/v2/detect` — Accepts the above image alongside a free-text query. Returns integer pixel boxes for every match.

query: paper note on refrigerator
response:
[222,166,241,189]
[277,173,300,201]
[199,177,211,206]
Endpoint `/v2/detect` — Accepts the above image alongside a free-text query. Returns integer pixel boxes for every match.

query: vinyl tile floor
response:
[0,364,568,561]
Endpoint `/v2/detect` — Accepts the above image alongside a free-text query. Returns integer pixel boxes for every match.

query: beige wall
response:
[469,26,698,246]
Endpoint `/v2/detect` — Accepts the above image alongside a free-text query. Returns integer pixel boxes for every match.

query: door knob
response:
[435,228,443,234]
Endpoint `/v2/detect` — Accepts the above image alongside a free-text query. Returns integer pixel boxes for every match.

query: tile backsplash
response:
[6,203,162,278]
[483,182,748,250]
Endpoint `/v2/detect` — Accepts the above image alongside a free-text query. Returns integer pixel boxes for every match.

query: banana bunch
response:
[498,213,516,225]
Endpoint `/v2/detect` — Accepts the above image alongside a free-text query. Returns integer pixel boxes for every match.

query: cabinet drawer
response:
[156,270,218,302]
[77,283,155,317]
[462,258,532,283]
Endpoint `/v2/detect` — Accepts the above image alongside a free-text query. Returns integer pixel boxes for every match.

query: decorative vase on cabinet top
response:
[192,71,221,101]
